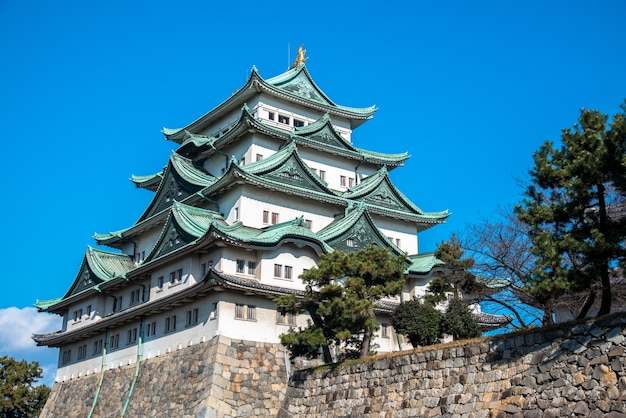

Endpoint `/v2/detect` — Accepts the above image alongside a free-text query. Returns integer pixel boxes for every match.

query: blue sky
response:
[1,1,625,384]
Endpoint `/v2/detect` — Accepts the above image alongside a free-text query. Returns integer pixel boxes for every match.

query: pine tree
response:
[516,103,626,317]
[0,356,50,418]
[276,245,406,360]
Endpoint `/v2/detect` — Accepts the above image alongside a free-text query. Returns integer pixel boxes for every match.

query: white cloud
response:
[0,307,61,353]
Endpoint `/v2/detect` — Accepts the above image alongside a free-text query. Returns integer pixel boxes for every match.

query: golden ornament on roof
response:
[292,44,308,67]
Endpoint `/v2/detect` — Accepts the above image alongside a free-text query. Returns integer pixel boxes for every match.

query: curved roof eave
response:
[163,66,377,143]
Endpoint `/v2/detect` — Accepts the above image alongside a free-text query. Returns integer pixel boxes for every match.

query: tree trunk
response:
[598,265,612,316]
[576,290,595,319]
[360,326,372,359]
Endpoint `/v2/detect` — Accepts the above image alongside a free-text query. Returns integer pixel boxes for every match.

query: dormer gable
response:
[137,152,216,223]
[146,201,222,261]
[318,203,403,255]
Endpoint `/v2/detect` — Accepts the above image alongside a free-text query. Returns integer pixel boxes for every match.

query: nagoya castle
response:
[33,48,509,415]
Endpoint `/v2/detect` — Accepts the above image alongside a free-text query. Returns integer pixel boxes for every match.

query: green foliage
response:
[391,299,442,347]
[442,297,481,340]
[515,102,626,317]
[279,321,327,360]
[276,245,406,360]
[428,235,483,305]
[0,356,50,418]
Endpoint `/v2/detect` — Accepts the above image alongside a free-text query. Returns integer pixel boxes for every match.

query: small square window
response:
[278,114,290,124]
[210,302,219,320]
[146,321,156,337]
[165,315,177,333]
[319,170,326,181]
[77,344,87,360]
[381,324,390,338]
[268,111,275,121]
[127,328,137,344]
[293,118,304,127]
[62,350,72,364]
[186,308,199,326]
[271,212,279,225]
[109,334,120,350]
[247,261,256,275]
[93,339,103,355]
[256,154,263,161]
[284,266,293,280]
[305,219,312,229]
[274,264,282,278]
[348,178,354,188]
[236,259,245,274]
[340,176,347,187]
[263,210,269,224]
[157,276,164,289]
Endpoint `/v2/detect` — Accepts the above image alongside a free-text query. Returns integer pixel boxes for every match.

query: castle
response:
[33,48,508,383]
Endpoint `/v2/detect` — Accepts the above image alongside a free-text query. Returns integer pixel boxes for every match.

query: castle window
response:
[305,219,312,229]
[284,266,293,280]
[271,212,279,225]
[381,324,390,338]
[157,276,164,290]
[348,178,354,188]
[114,297,123,312]
[210,302,219,320]
[236,259,245,274]
[263,210,269,224]
[93,339,102,355]
[201,262,207,276]
[169,269,183,285]
[165,315,177,333]
[274,264,282,278]
[130,289,141,305]
[234,207,239,221]
[146,321,156,337]
[256,154,263,162]
[109,334,120,350]
[240,157,245,166]
[340,175,347,187]
[293,118,304,128]
[235,304,256,321]
[396,238,401,248]
[62,350,72,365]
[127,328,137,344]
[276,310,297,325]
[268,111,275,121]
[247,261,256,275]
[346,238,354,247]
[319,170,326,181]
[77,345,86,360]
[278,114,289,124]
[73,309,83,322]
[86,305,92,317]
[186,308,199,326]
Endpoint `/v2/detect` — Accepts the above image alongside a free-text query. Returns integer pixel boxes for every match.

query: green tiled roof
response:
[223,216,333,253]
[163,64,377,143]
[176,106,407,168]
[38,247,134,312]
[343,166,450,224]
[318,203,402,254]
[200,146,346,207]
[406,253,445,275]
[130,172,164,192]
[265,63,377,117]
[135,152,216,223]
[34,297,63,310]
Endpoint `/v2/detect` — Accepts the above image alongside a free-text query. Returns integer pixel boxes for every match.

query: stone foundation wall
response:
[40,335,288,418]
[41,315,626,417]
[279,314,626,417]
